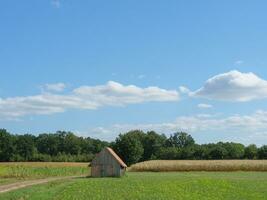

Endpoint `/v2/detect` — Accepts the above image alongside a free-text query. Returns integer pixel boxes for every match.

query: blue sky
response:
[0,1,267,145]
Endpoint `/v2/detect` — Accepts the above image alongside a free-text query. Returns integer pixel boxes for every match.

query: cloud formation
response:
[0,81,179,120]
[84,110,267,145]
[191,70,267,102]
[179,86,191,94]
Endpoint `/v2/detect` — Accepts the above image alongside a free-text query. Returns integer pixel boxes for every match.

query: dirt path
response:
[0,176,80,194]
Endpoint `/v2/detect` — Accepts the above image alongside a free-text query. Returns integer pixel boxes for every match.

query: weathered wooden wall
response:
[91,148,124,177]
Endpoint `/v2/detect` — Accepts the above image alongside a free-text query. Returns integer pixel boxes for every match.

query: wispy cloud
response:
[0,81,179,120]
[235,60,244,65]
[137,74,146,79]
[197,103,213,109]
[51,0,61,8]
[43,83,66,92]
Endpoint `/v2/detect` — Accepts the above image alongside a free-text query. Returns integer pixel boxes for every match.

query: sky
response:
[0,0,267,145]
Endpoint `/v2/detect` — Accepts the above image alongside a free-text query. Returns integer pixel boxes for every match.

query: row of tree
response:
[112,130,267,165]
[0,129,108,162]
[0,129,266,165]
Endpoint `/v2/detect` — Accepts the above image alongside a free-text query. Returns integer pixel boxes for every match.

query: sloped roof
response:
[106,147,127,168]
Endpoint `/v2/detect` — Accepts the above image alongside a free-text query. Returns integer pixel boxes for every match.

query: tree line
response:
[0,129,266,165]
[0,129,108,162]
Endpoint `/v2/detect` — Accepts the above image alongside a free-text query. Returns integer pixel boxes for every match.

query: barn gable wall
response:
[91,148,124,177]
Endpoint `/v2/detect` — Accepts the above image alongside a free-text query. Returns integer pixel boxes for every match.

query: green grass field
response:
[0,172,266,200]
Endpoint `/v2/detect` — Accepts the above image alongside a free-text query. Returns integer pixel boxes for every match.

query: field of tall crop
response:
[0,172,267,200]
[129,160,267,172]
[0,162,89,180]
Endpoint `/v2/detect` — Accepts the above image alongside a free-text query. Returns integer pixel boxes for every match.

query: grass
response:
[129,160,267,172]
[0,172,266,200]
[0,178,21,186]
[0,162,89,180]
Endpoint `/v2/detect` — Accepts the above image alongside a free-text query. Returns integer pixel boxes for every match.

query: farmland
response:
[0,162,89,181]
[0,161,267,199]
[129,160,267,172]
[0,172,266,200]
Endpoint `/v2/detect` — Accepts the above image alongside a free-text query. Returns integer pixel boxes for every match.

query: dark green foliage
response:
[58,131,81,155]
[158,147,181,159]
[244,144,258,159]
[0,129,108,162]
[15,134,36,160]
[142,131,166,160]
[0,128,266,164]
[180,146,197,159]
[192,144,207,160]
[36,133,60,156]
[166,132,195,148]
[209,145,228,159]
[223,142,245,159]
[113,130,145,165]
[0,129,15,161]
[258,145,267,159]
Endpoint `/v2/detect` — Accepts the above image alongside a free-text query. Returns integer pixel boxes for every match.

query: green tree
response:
[244,144,258,159]
[158,147,181,160]
[224,142,245,159]
[0,129,15,161]
[16,134,36,160]
[91,139,109,154]
[142,131,166,160]
[209,145,228,159]
[63,132,81,155]
[258,145,267,159]
[192,144,207,159]
[166,132,195,148]
[114,130,144,165]
[36,133,60,156]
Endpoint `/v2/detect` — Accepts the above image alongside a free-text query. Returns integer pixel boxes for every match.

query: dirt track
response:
[0,176,79,194]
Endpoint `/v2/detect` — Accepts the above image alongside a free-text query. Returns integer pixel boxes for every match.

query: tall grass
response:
[0,162,89,179]
[129,160,267,172]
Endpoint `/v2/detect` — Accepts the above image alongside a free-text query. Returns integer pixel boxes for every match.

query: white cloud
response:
[197,103,213,109]
[191,70,267,102]
[83,110,267,145]
[0,81,179,120]
[73,81,178,106]
[44,83,66,92]
[235,60,244,65]
[179,86,191,94]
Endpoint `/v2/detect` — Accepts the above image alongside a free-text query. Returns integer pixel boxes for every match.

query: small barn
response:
[91,147,127,177]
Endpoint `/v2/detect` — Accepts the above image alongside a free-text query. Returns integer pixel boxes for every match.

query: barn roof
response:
[106,147,127,168]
